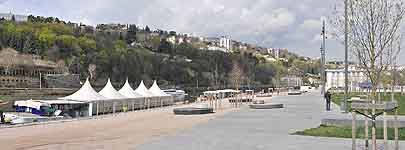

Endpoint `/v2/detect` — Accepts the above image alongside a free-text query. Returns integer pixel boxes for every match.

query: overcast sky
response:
[1,0,404,64]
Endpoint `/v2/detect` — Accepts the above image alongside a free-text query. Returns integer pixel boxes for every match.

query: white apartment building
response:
[267,48,283,59]
[219,36,231,51]
[166,36,176,44]
[325,66,368,91]
[206,46,228,53]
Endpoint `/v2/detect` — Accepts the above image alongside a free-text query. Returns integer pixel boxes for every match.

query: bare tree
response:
[229,62,244,107]
[331,1,404,149]
[229,62,243,90]
[88,64,97,79]
[331,0,405,98]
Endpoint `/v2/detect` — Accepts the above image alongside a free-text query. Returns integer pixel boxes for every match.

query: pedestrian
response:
[0,110,4,124]
[324,90,331,111]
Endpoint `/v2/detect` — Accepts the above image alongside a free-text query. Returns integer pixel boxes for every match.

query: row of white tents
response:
[59,78,173,116]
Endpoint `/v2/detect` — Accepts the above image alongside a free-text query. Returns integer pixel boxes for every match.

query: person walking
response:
[324,90,331,111]
[0,110,4,124]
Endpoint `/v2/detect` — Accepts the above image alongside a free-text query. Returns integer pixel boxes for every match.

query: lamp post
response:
[321,20,326,95]
[343,0,349,113]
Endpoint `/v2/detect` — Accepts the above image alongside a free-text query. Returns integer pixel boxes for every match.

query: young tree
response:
[332,0,405,98]
[126,24,137,44]
[332,1,404,149]
[11,15,15,22]
[145,25,151,32]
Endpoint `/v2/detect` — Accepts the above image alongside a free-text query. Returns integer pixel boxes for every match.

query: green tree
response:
[145,25,151,32]
[38,27,56,48]
[11,15,15,22]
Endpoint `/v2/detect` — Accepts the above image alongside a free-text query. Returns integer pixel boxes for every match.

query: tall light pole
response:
[343,0,349,112]
[321,20,326,95]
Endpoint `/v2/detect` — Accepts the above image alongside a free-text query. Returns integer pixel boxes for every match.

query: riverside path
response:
[137,91,405,150]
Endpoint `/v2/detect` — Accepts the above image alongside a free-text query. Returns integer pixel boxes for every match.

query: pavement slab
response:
[136,91,405,150]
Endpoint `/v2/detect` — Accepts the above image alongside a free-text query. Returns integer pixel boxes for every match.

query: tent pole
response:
[142,98,146,110]
[96,102,99,117]
[132,99,135,112]
[113,101,116,115]
[148,98,150,110]
[160,97,163,108]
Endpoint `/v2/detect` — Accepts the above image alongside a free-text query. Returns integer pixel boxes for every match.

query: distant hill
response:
[0,14,320,89]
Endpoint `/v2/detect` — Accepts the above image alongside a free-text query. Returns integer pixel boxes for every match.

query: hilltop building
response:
[167,36,176,44]
[267,48,286,59]
[219,36,232,51]
[0,12,27,22]
[202,36,232,53]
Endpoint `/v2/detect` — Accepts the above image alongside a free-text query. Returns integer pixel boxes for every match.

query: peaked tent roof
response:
[99,78,127,99]
[59,78,107,102]
[118,79,143,98]
[135,80,155,97]
[149,80,171,97]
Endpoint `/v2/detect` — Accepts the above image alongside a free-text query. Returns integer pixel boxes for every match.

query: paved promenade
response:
[137,91,405,150]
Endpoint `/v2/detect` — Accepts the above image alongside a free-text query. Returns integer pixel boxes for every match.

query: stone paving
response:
[136,91,405,150]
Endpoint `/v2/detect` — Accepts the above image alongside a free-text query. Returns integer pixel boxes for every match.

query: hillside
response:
[0,15,320,89]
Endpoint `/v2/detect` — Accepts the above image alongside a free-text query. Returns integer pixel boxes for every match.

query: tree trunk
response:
[371,86,377,150]
[395,109,399,150]
[352,111,357,150]
[372,121,377,150]
[365,110,369,149]
[383,112,388,150]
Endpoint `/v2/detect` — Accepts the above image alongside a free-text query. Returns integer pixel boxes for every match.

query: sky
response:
[0,0,404,64]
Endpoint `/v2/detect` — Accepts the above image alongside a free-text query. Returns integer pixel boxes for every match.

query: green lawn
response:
[293,125,405,140]
[331,92,405,115]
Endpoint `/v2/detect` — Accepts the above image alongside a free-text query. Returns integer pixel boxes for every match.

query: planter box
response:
[351,101,398,110]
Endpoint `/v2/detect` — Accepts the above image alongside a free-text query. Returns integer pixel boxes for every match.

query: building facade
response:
[267,48,284,59]
[0,13,28,22]
[325,66,368,91]
[219,36,231,51]
[281,76,303,87]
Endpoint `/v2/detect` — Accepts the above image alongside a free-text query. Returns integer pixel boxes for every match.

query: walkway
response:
[137,91,405,150]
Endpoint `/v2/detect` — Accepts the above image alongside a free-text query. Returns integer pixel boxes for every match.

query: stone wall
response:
[43,74,81,88]
[0,88,76,97]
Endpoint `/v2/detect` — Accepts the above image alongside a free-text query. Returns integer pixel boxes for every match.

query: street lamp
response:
[342,0,349,113]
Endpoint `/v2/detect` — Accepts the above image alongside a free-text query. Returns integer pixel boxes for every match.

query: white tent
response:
[149,80,170,97]
[118,79,143,98]
[99,78,127,99]
[134,80,155,97]
[59,78,107,102]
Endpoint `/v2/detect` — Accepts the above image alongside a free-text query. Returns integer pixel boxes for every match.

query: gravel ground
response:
[0,101,237,150]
